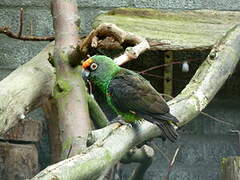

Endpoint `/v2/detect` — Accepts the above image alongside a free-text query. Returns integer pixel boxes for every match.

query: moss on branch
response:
[54,79,73,99]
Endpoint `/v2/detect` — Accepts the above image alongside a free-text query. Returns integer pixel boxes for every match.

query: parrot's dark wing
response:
[108,69,178,123]
[108,69,179,142]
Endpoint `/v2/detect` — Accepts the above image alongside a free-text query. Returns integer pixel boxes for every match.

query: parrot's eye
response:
[90,63,98,71]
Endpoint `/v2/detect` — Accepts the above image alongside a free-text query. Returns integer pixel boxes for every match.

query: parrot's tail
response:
[140,113,179,142]
[156,121,178,142]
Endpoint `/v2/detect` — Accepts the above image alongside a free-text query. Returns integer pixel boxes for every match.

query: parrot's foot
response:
[109,116,132,127]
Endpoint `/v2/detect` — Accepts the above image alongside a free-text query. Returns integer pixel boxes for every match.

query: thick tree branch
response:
[32,24,240,180]
[79,23,150,64]
[0,14,239,177]
[32,122,159,180]
[0,33,107,136]
[168,24,240,126]
[0,42,55,135]
[50,0,91,159]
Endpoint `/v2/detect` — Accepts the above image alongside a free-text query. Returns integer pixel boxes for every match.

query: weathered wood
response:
[0,119,42,142]
[42,98,62,163]
[0,42,55,135]
[221,156,240,180]
[0,143,38,180]
[80,23,150,65]
[93,8,240,50]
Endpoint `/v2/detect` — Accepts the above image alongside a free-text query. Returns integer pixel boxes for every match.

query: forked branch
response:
[32,25,240,180]
[79,23,150,65]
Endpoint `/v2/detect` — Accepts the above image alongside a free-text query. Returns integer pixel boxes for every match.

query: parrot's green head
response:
[82,55,121,92]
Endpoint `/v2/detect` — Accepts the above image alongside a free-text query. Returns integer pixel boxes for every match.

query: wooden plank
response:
[221,156,240,180]
[93,8,240,50]
[0,119,42,142]
[0,142,38,180]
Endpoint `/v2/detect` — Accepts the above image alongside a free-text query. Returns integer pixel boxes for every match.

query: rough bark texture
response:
[51,0,91,159]
[80,23,150,65]
[93,8,240,51]
[42,97,62,163]
[221,156,240,180]
[0,42,55,135]
[32,122,159,180]
[0,39,107,162]
[32,24,240,180]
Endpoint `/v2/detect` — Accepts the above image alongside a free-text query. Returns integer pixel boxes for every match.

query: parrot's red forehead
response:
[82,58,93,69]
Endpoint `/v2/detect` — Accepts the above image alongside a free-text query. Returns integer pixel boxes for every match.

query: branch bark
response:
[0,41,106,162]
[168,24,240,126]
[50,0,91,159]
[0,12,239,177]
[121,145,155,180]
[0,27,55,41]
[0,42,55,135]
[79,23,150,64]
[32,24,240,180]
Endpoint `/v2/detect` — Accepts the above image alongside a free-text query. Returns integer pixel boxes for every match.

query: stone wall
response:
[0,0,240,180]
[1,0,240,68]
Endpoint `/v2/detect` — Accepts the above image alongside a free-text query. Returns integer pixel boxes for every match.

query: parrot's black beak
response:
[82,69,90,82]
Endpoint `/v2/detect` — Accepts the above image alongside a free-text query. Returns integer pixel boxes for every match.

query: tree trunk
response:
[50,0,91,159]
[221,156,240,180]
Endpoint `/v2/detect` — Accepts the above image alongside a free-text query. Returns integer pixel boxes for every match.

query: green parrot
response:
[82,55,178,142]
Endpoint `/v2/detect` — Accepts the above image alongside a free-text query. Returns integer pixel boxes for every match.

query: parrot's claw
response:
[138,119,145,123]
[109,116,132,127]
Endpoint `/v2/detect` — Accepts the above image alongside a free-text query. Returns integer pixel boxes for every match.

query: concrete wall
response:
[0,1,240,180]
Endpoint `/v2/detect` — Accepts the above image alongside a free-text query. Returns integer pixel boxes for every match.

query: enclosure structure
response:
[0,1,240,180]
